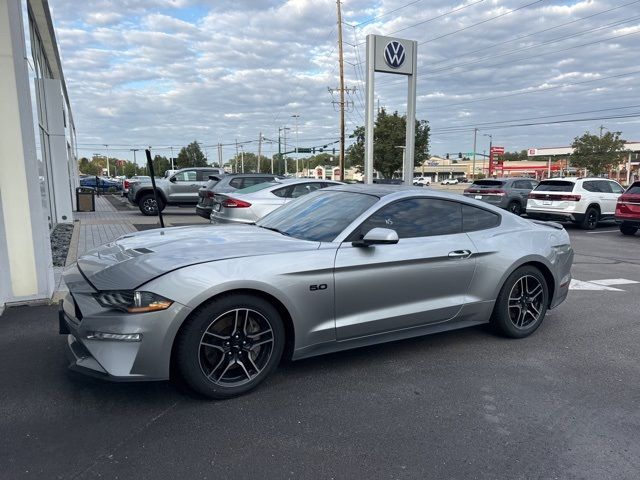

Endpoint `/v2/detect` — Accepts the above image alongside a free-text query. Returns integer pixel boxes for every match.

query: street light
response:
[291,114,300,176]
[279,126,291,175]
[103,144,110,176]
[395,146,406,181]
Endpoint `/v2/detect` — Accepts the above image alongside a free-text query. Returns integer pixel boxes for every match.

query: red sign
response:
[490,146,505,155]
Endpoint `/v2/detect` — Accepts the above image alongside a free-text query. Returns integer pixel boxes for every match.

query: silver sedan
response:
[60,185,573,399]
[210,178,341,224]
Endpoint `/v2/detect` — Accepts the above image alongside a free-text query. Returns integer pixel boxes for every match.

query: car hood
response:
[73,225,320,291]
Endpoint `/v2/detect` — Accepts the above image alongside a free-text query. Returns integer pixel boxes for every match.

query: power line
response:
[421,16,640,78]
[427,0,640,69]
[430,104,640,133]
[430,112,640,135]
[353,0,425,28]
[422,69,640,109]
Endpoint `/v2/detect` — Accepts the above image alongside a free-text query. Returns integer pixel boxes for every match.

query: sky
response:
[49,0,640,163]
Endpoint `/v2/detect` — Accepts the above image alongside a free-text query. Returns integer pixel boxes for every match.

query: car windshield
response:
[257,190,379,242]
[535,180,575,192]
[626,183,640,194]
[472,180,504,187]
[237,181,279,194]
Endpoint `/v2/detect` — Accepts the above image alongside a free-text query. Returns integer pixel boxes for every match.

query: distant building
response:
[0,0,78,311]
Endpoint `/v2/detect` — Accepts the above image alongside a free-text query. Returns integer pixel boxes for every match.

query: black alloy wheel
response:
[507,201,522,216]
[491,266,548,338]
[175,294,285,399]
[580,207,599,230]
[620,224,638,236]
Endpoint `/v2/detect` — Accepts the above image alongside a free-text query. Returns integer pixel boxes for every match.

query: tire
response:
[138,193,164,216]
[580,206,599,230]
[175,294,285,399]
[620,224,638,236]
[491,266,549,339]
[507,201,522,216]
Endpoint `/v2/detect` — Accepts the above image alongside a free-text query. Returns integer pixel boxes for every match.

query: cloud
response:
[48,0,640,161]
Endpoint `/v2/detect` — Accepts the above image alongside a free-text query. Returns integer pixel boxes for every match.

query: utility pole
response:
[336,0,345,182]
[292,114,300,176]
[283,127,289,175]
[235,140,239,174]
[599,125,606,138]
[130,148,139,170]
[240,144,245,173]
[170,146,174,170]
[217,143,223,169]
[103,144,110,176]
[257,132,262,173]
[472,128,477,180]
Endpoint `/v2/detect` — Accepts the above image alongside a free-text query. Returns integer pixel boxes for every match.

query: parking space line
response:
[585,229,620,234]
[590,278,639,286]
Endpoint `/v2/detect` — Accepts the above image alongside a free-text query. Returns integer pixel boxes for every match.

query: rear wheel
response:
[507,201,522,216]
[580,206,599,230]
[620,224,638,236]
[491,266,548,338]
[138,193,164,216]
[175,294,285,399]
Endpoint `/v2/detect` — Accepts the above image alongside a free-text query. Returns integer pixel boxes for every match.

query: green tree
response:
[502,150,528,162]
[346,108,430,179]
[122,161,138,178]
[571,131,625,175]
[152,155,171,177]
[176,141,207,168]
[79,156,101,175]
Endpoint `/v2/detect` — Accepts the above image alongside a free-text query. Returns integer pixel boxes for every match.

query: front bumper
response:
[59,286,191,381]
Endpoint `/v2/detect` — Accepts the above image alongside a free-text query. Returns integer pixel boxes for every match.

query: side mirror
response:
[169,176,177,183]
[352,227,399,247]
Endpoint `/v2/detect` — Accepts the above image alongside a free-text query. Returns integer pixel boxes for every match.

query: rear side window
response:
[462,204,500,232]
[228,178,244,189]
[535,180,575,192]
[627,183,640,194]
[472,180,504,187]
[512,180,534,189]
[609,181,624,194]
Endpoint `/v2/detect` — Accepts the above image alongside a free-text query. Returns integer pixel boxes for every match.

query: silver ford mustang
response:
[60,185,573,399]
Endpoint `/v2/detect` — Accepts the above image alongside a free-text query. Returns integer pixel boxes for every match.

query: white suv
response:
[526,177,625,229]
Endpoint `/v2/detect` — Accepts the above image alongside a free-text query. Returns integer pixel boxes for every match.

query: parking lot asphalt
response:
[1,224,639,480]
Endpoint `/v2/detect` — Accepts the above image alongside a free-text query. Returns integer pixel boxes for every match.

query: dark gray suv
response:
[463,177,538,215]
[195,173,283,219]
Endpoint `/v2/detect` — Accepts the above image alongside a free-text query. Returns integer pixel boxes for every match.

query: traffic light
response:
[446,153,449,159]
[458,152,462,159]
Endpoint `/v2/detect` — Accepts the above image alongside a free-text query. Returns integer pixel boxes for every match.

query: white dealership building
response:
[0,0,78,312]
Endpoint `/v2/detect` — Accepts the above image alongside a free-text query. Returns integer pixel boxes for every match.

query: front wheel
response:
[491,266,549,338]
[620,224,638,236]
[138,193,164,216]
[175,294,285,399]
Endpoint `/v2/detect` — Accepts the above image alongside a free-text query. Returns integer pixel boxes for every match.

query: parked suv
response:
[615,181,640,236]
[463,177,538,215]
[527,177,625,229]
[195,173,283,219]
[127,167,224,215]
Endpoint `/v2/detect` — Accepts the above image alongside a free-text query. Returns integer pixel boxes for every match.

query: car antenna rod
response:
[145,149,165,228]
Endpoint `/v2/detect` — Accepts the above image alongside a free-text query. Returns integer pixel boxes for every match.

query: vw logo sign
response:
[384,41,405,69]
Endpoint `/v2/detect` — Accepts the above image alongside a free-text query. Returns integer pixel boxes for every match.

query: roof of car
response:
[224,173,284,177]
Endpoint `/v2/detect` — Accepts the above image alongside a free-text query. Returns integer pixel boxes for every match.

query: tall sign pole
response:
[365,35,417,185]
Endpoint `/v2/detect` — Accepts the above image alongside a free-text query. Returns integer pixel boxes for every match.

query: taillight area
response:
[222,198,252,208]
[206,191,215,198]
[124,180,130,189]
[464,188,505,195]
[528,193,581,201]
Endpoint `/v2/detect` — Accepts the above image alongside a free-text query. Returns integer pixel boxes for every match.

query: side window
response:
[595,180,612,193]
[609,181,624,194]
[197,170,218,181]
[462,204,500,232]
[240,177,264,188]
[353,198,462,240]
[174,170,197,182]
[272,186,291,198]
[228,178,244,189]
[582,181,597,192]
[512,180,526,189]
[290,183,323,198]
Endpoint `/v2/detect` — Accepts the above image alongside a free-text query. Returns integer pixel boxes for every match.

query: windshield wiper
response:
[258,225,291,237]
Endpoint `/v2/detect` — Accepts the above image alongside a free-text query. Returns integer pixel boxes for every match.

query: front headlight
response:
[94,291,173,313]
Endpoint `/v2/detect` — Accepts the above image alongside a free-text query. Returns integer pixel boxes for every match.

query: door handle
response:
[448,250,472,259]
